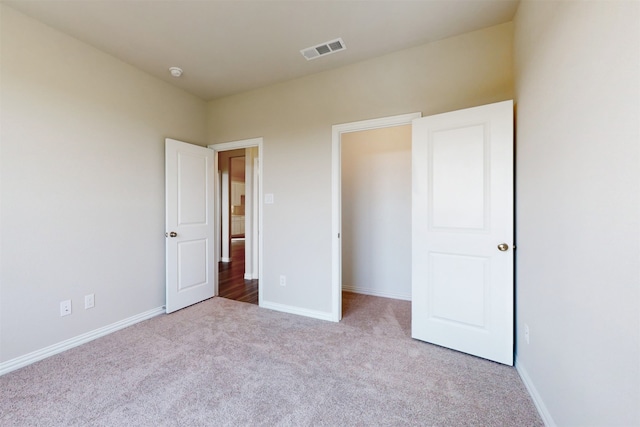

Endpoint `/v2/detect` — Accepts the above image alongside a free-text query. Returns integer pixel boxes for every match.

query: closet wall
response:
[341,125,412,300]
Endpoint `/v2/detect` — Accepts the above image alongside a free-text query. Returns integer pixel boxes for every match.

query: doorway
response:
[331,102,514,365]
[341,125,412,303]
[210,138,263,306]
[331,113,422,321]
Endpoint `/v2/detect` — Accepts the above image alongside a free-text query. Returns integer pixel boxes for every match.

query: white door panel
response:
[166,138,215,313]
[412,100,514,365]
[430,124,487,230]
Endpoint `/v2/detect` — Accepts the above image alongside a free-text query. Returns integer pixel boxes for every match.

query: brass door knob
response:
[166,231,178,238]
[497,243,509,251]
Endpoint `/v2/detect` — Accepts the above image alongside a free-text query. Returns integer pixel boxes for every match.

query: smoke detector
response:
[300,38,346,61]
[169,67,183,78]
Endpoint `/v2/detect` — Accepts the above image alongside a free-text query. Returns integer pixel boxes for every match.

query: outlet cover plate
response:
[85,294,95,309]
[60,300,72,317]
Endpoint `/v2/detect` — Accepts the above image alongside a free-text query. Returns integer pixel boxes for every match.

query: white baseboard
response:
[221,257,231,263]
[0,306,165,376]
[515,356,555,427]
[342,285,411,301]
[260,300,335,322]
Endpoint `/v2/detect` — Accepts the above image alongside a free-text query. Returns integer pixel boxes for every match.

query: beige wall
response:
[514,1,640,425]
[0,5,207,362]
[207,22,514,315]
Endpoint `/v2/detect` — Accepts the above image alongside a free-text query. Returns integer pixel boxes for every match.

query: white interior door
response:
[411,100,514,365]
[165,138,215,313]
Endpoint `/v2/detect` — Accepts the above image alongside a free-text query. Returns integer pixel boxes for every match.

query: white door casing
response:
[251,153,260,279]
[412,100,514,365]
[165,138,215,313]
[220,162,231,263]
[243,148,260,280]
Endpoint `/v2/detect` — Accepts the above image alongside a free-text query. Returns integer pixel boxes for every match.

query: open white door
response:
[412,100,514,365]
[165,138,215,313]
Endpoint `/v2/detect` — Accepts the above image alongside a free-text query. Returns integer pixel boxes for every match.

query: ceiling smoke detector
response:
[300,38,346,61]
[169,67,183,77]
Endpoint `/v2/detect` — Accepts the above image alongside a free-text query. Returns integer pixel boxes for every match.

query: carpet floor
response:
[1,293,543,426]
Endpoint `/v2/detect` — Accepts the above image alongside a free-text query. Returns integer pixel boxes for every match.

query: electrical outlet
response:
[279,275,286,287]
[85,294,95,309]
[524,324,530,344]
[60,300,72,317]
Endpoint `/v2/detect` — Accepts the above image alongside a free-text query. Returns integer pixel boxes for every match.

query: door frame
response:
[331,113,421,322]
[210,138,264,306]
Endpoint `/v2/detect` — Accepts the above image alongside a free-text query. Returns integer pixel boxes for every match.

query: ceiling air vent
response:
[301,38,346,61]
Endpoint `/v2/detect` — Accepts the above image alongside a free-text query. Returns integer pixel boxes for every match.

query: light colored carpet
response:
[1,293,543,426]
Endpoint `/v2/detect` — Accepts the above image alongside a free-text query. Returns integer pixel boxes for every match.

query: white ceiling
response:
[4,0,520,101]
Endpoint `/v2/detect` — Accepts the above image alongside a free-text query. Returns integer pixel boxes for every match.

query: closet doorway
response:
[331,113,421,321]
[341,124,413,304]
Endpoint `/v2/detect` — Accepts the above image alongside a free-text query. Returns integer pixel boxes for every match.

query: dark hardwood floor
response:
[218,239,258,305]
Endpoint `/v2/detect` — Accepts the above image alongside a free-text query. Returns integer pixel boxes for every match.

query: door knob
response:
[497,243,509,251]
[166,231,178,238]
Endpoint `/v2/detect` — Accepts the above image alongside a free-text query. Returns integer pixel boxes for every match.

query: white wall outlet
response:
[279,275,286,286]
[265,193,275,204]
[524,323,530,344]
[60,300,72,317]
[84,293,95,309]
